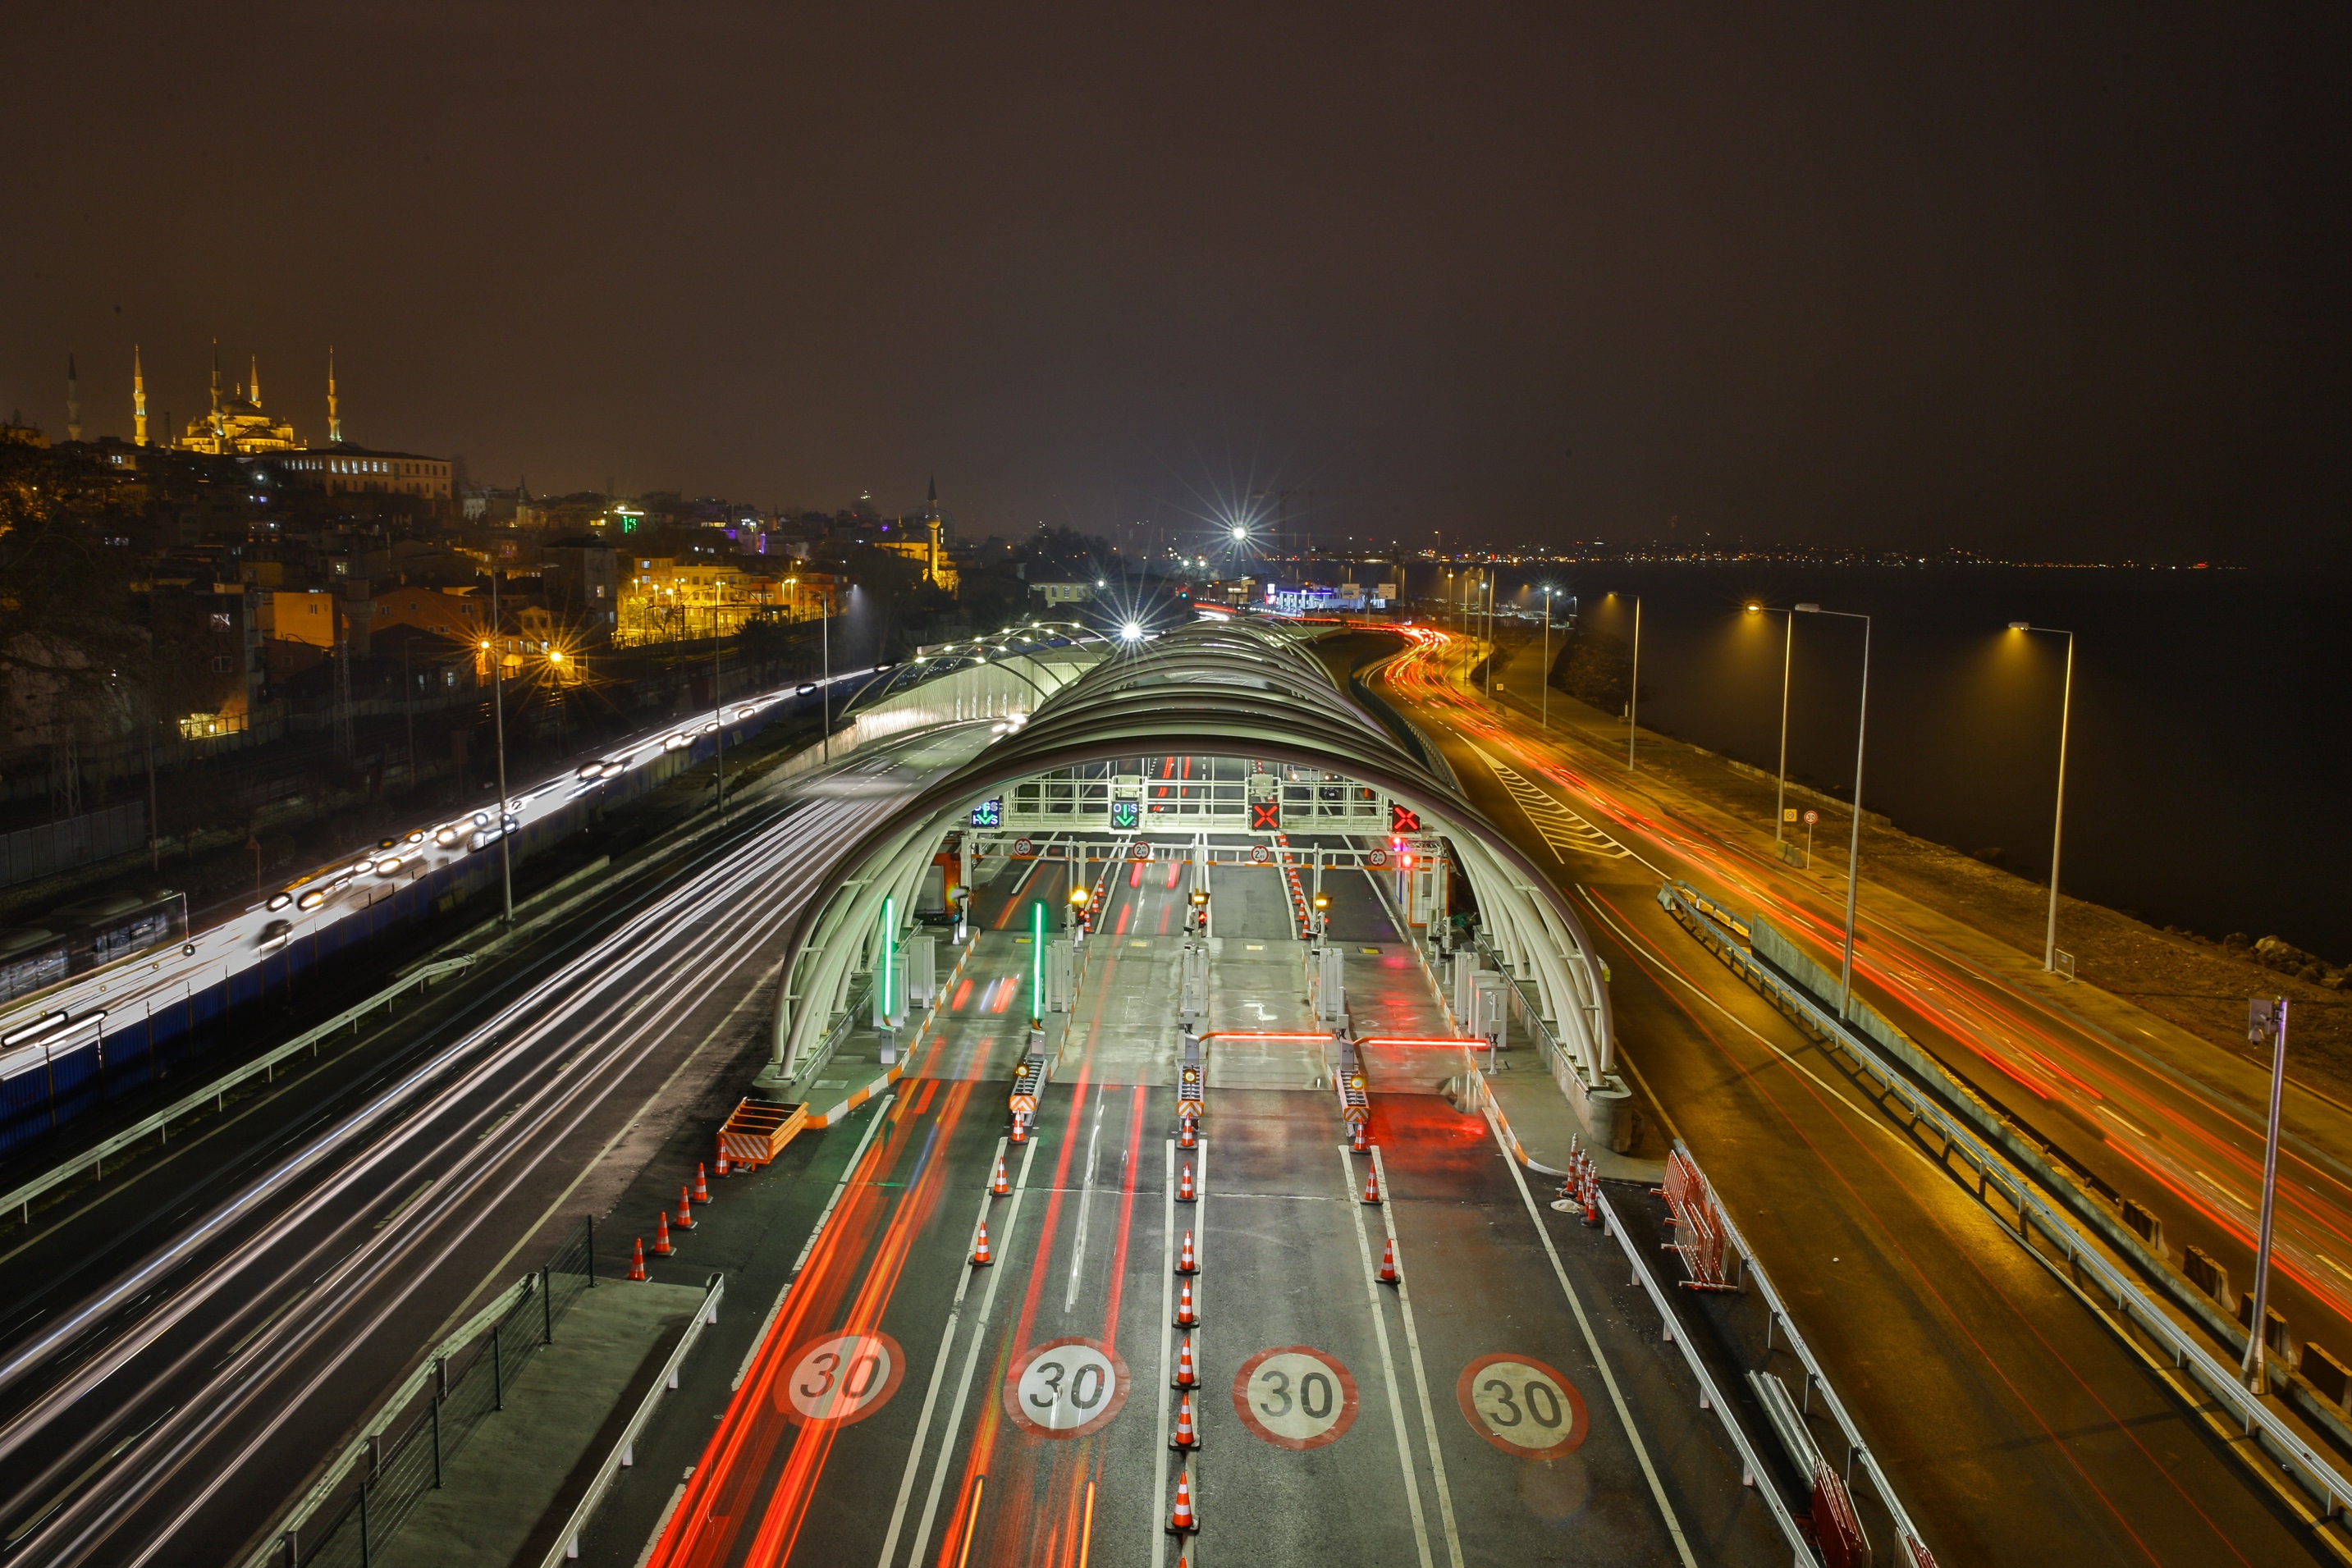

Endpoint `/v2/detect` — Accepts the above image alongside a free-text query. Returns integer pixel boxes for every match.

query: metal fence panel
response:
[0,802,147,888]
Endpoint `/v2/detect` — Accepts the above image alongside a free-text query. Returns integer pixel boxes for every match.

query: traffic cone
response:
[1011,1114,1028,1145]
[715,1148,732,1178]
[1173,1333,1199,1387]
[1170,1392,1200,1450]
[693,1163,712,1204]
[1378,1234,1400,1285]
[1176,1229,1198,1274]
[626,1237,647,1281]
[1177,1162,1197,1203]
[675,1186,697,1230]
[1361,1166,1381,1205]
[1174,1278,1198,1328]
[1350,1121,1370,1154]
[972,1220,995,1267]
[1178,1117,1197,1149]
[991,1154,1010,1196]
[1166,1469,1197,1534]
[652,1209,674,1256]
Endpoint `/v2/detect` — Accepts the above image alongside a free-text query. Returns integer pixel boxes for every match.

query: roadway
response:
[607,834,1786,1568]
[1366,626,2329,1565]
[0,719,978,1567]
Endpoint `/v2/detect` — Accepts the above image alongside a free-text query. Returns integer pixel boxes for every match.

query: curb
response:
[805,1064,903,1129]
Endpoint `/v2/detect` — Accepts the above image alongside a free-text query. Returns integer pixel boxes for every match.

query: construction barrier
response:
[1812,1460,1870,1568]
[718,1098,808,1171]
[1010,1049,1046,1118]
[1654,1148,1739,1293]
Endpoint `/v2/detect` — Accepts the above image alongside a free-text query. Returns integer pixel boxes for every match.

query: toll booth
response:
[1313,943,1347,1026]
[1471,971,1508,1050]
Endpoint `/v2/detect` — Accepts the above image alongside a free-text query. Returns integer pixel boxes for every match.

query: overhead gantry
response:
[764,617,1635,1148]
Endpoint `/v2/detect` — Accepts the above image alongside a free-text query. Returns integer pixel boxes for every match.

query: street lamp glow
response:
[1230,525,1248,541]
[2008,620,2031,632]
[1119,621,1143,641]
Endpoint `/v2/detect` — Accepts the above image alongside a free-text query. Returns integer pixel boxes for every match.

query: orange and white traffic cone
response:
[694,1163,713,1204]
[1166,1469,1197,1534]
[1172,1333,1199,1387]
[675,1186,697,1231]
[652,1209,674,1256]
[1378,1234,1400,1285]
[972,1220,995,1267]
[991,1154,1010,1196]
[1174,1278,1199,1328]
[1350,1121,1370,1154]
[1177,1162,1197,1203]
[627,1237,648,1281]
[1010,1113,1027,1145]
[1361,1166,1381,1205]
[1170,1392,1200,1450]
[1176,1229,1198,1274]
[1178,1117,1197,1149]
[715,1147,732,1178]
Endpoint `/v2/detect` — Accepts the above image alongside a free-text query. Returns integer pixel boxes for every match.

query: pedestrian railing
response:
[252,1217,596,1568]
[1660,879,2352,1530]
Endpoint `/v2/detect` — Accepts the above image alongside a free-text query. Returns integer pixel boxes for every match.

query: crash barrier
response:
[0,693,815,1163]
[1334,1040,1369,1125]
[1654,1149,1740,1293]
[2,955,476,1227]
[536,1273,724,1568]
[718,1099,808,1170]
[1659,880,2352,1532]
[252,1217,597,1568]
[1593,1163,1936,1568]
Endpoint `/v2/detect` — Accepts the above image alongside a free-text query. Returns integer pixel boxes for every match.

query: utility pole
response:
[2244,998,2289,1395]
[1625,595,1642,770]
[490,567,513,924]
[402,638,415,789]
[820,596,831,761]
[712,609,726,820]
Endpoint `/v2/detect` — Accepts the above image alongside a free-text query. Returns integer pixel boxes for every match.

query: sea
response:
[1404,563,2352,965]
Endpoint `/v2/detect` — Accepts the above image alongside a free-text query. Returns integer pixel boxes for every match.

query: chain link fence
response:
[268,1218,595,1568]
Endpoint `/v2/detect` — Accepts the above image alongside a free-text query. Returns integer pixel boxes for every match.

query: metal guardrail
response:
[1660,1139,1932,1556]
[1659,880,2352,1529]
[2,955,476,1224]
[1587,1177,1813,1566]
[538,1272,725,1568]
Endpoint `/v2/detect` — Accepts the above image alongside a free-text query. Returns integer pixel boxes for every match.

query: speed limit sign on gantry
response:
[1129,840,1153,862]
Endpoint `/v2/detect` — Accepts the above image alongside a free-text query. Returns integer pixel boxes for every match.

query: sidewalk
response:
[377,1279,712,1568]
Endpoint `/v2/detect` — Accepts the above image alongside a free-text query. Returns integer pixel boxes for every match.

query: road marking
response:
[1454,1352,1590,1459]
[780,1330,906,1424]
[904,1131,1043,1568]
[1004,1336,1129,1438]
[738,1095,897,1390]
[1371,1146,1463,1568]
[1482,1107,1695,1568]
[1457,738,1630,861]
[876,1133,1027,1568]
[1338,1143,1436,1568]
[1232,1346,1360,1449]
[1065,1089,1108,1313]
[1150,1138,1176,1568]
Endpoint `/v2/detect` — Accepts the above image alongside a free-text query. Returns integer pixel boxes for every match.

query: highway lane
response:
[0,722,977,1568]
[633,830,1780,1568]
[1406,629,2352,1410]
[1369,628,2327,1565]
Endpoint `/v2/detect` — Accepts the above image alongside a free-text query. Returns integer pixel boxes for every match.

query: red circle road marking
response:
[777,1331,906,1426]
[1455,1352,1589,1459]
[1004,1336,1130,1440]
[1232,1346,1361,1451]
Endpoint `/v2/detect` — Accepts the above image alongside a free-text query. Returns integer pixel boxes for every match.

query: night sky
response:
[4,4,2345,560]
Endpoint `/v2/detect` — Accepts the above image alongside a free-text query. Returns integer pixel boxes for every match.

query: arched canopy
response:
[771,619,1618,1092]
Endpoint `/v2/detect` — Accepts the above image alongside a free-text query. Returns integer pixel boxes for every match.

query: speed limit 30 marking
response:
[777,1331,906,1426]
[1456,1352,1589,1460]
[1004,1336,1131,1440]
[1232,1346,1360,1451]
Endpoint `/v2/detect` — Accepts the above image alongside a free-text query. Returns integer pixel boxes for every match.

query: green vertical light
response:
[1031,899,1046,1023]
[881,895,896,1019]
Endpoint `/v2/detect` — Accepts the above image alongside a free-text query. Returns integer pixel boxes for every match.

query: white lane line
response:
[1481,1109,1695,1567]
[1369,1146,1463,1568]
[1065,1087,1108,1313]
[904,1131,1043,1568]
[737,1092,898,1390]
[1151,1137,1174,1568]
[1338,1143,1437,1568]
[874,1131,1009,1567]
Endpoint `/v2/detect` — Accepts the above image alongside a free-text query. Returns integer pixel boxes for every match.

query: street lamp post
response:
[1540,587,1554,730]
[487,569,513,925]
[1796,602,1870,1013]
[1746,603,1795,843]
[2244,998,2290,1395]
[2008,623,2075,971]
[1618,593,1642,770]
